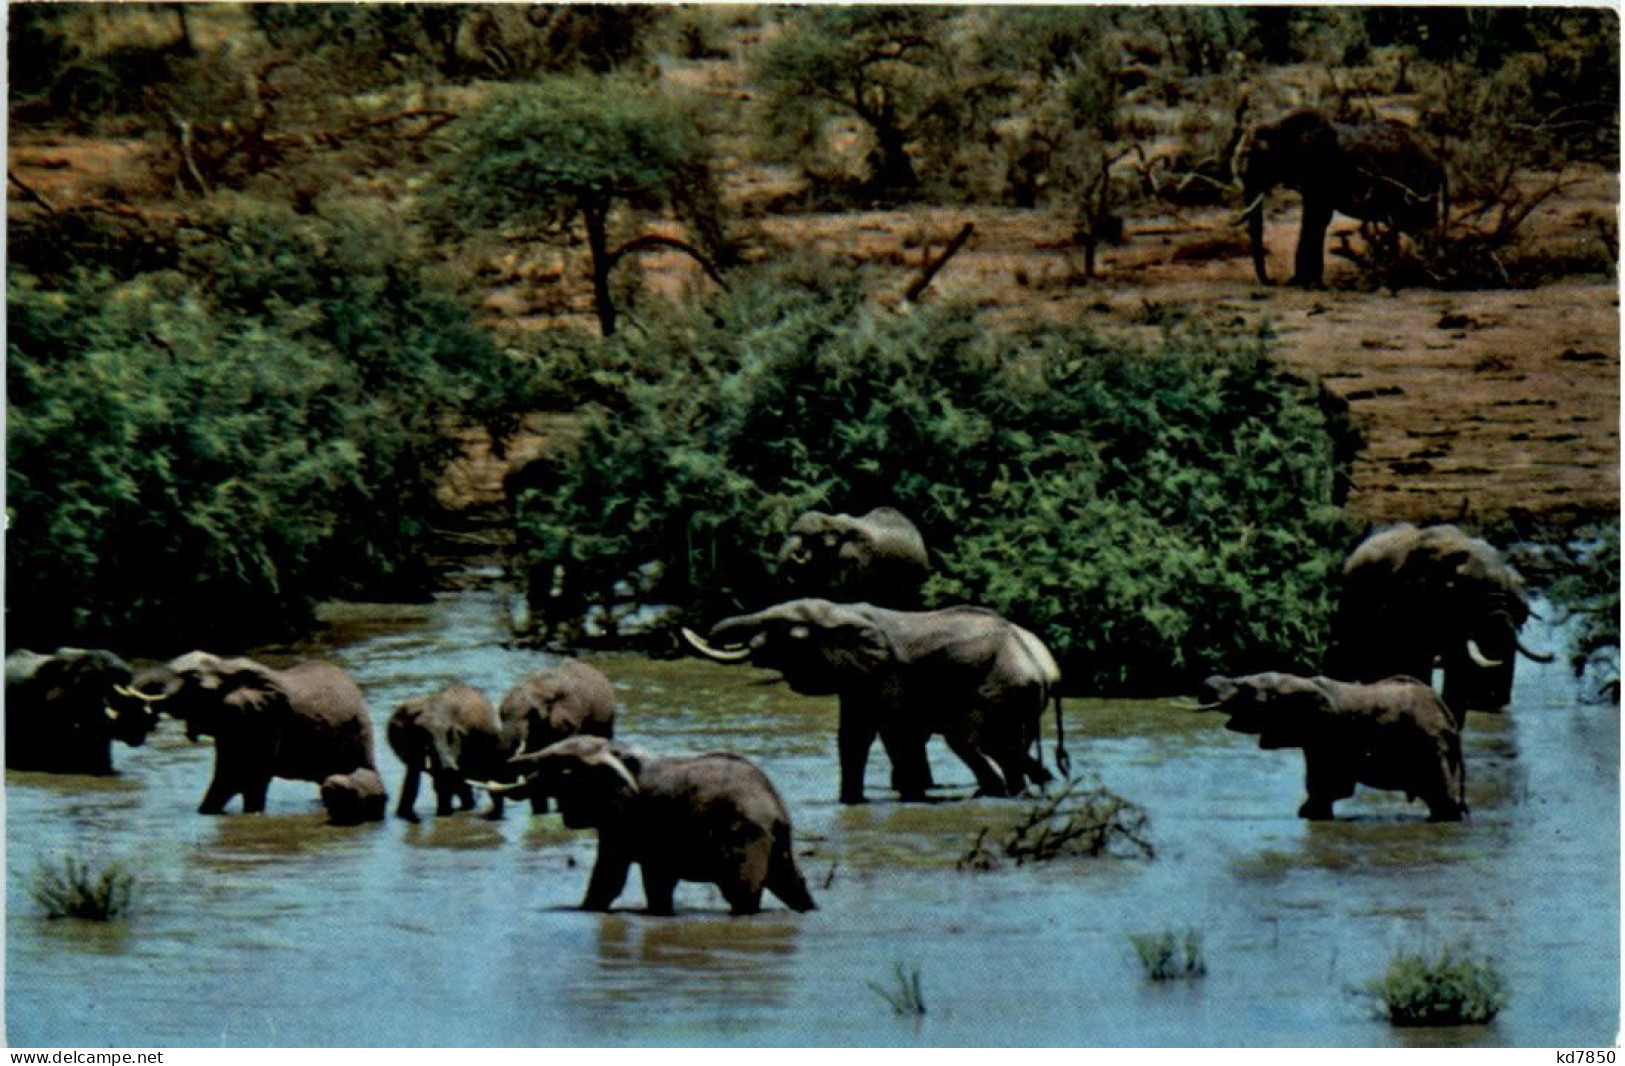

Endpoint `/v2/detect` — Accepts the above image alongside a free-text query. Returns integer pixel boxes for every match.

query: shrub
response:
[959,778,1155,870]
[513,265,1355,693]
[33,855,136,921]
[7,197,523,651]
[1366,944,1508,1027]
[1128,927,1208,981]
[1541,522,1621,702]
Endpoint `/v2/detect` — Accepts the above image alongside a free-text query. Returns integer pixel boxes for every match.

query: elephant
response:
[387,682,513,821]
[126,651,380,814]
[776,506,929,607]
[682,598,1068,804]
[1198,672,1466,822]
[6,647,157,775]
[487,735,817,916]
[1326,523,1553,715]
[497,659,617,813]
[321,767,387,825]
[1235,108,1445,287]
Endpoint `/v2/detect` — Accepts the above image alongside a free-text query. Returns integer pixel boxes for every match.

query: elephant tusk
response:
[1465,640,1504,669]
[1232,192,1265,226]
[468,779,529,797]
[680,627,754,663]
[113,684,168,704]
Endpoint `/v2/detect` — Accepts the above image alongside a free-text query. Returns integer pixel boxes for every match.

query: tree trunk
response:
[583,198,616,337]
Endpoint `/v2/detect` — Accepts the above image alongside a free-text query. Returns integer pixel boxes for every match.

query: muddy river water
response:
[6,584,1618,1047]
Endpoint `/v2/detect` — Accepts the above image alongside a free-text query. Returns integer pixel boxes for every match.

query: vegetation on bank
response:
[511,265,1357,693]
[7,198,526,651]
[1365,943,1508,1027]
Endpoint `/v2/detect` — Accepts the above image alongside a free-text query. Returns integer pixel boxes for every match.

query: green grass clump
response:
[1367,944,1507,1026]
[32,855,137,921]
[868,961,927,1017]
[1128,927,1208,981]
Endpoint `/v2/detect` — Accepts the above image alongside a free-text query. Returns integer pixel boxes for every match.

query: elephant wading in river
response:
[777,507,929,607]
[128,652,380,814]
[7,647,157,774]
[1199,672,1466,822]
[388,682,512,821]
[497,660,617,814]
[1327,523,1553,715]
[488,736,817,916]
[683,599,1068,803]
[1235,108,1445,287]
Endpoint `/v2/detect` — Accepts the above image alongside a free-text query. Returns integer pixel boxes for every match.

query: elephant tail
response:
[1052,694,1071,779]
[767,824,817,913]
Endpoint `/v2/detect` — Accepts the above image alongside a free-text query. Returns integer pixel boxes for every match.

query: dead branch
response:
[606,233,729,289]
[8,170,58,215]
[904,222,974,302]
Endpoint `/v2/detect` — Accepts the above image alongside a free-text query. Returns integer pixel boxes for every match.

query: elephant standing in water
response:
[492,736,816,916]
[684,598,1067,804]
[497,660,617,814]
[776,506,929,607]
[1199,672,1466,822]
[127,651,380,814]
[1235,108,1445,286]
[388,682,511,821]
[7,647,156,774]
[1327,523,1552,714]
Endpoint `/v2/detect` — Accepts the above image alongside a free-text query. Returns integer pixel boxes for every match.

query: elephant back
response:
[273,662,377,781]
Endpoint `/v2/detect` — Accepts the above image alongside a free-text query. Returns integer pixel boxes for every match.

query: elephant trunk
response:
[1241,186,1269,283]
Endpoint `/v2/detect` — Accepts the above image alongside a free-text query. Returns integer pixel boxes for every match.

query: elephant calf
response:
[493,736,817,917]
[1199,672,1465,822]
[388,682,510,821]
[321,768,387,825]
[497,660,616,813]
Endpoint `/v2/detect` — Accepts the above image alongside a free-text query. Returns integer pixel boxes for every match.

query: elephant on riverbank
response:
[388,682,511,821]
[491,736,817,916]
[498,660,617,813]
[1326,523,1552,715]
[1235,108,1445,286]
[1199,672,1465,822]
[7,647,156,775]
[127,652,379,814]
[683,599,1067,804]
[776,507,929,607]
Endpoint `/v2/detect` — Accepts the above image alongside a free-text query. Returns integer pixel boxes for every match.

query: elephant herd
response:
[7,503,1549,914]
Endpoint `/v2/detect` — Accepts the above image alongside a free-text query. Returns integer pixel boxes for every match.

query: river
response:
[6,583,1618,1047]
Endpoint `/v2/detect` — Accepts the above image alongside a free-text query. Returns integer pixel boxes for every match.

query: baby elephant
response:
[388,682,509,821]
[1199,672,1465,822]
[496,736,817,917]
[321,768,388,825]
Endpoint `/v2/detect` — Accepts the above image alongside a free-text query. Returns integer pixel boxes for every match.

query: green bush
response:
[1367,944,1508,1027]
[1541,522,1621,701]
[7,196,523,651]
[513,265,1354,693]
[1128,927,1208,981]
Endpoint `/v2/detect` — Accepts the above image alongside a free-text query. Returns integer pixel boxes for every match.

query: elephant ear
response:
[1256,679,1333,750]
[221,665,288,717]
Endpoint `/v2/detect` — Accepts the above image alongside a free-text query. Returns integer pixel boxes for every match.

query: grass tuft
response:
[32,854,137,921]
[1128,926,1208,981]
[1367,944,1507,1027]
[868,961,927,1017]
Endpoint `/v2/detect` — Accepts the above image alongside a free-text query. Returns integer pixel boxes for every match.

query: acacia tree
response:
[754,6,993,199]
[437,77,728,336]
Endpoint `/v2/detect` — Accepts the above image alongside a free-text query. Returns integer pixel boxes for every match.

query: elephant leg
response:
[944,733,1010,797]
[582,849,631,912]
[483,792,506,821]
[1299,755,1354,820]
[240,773,272,814]
[454,781,476,811]
[1422,789,1465,822]
[721,880,764,917]
[640,866,678,917]
[199,750,246,814]
[432,771,460,817]
[198,776,239,815]
[396,764,423,822]
[529,793,552,815]
[879,724,932,800]
[1291,196,1334,287]
[837,703,879,805]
